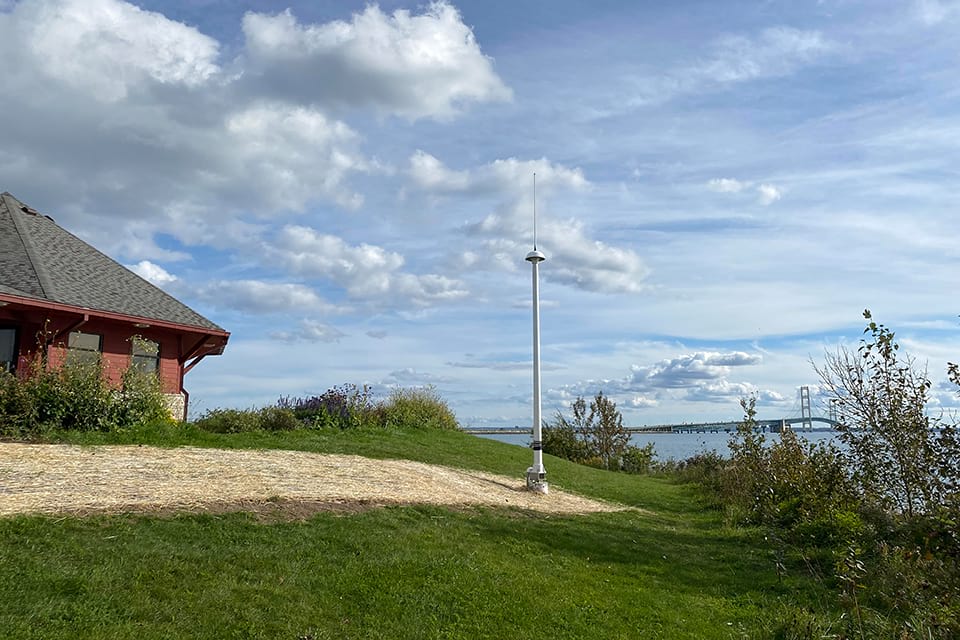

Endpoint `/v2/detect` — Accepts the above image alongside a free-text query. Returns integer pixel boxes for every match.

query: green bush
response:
[620,443,655,474]
[0,356,172,436]
[192,408,263,433]
[542,415,591,463]
[378,386,459,431]
[257,406,300,431]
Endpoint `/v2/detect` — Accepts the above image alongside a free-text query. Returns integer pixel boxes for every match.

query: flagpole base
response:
[525,467,548,494]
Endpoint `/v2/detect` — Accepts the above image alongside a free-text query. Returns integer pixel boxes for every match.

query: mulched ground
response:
[0,443,628,519]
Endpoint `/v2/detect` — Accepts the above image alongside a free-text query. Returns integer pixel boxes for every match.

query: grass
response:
[0,426,833,639]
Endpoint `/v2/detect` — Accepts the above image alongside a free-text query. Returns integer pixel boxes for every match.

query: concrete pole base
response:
[525,468,549,494]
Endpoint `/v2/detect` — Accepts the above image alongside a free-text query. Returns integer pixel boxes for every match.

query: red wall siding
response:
[1,311,185,394]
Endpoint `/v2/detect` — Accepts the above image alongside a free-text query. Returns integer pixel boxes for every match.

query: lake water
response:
[473,430,841,462]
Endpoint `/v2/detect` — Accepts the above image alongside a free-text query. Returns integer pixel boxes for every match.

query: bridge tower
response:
[800,385,813,431]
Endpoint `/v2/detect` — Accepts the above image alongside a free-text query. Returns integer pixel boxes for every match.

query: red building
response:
[0,192,229,420]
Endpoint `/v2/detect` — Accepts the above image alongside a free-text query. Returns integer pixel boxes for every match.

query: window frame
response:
[0,326,18,373]
[67,331,103,366]
[130,335,160,375]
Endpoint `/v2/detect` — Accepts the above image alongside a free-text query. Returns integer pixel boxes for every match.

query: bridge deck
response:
[463,417,838,436]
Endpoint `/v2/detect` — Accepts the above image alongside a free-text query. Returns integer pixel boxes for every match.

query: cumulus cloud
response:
[410,152,649,294]
[190,280,341,315]
[545,351,782,413]
[128,260,178,286]
[408,150,472,192]
[223,104,370,211]
[272,320,346,343]
[128,260,345,316]
[629,396,659,408]
[240,2,511,119]
[632,351,763,388]
[366,330,389,340]
[267,225,469,307]
[192,280,337,313]
[0,0,509,261]
[409,151,588,195]
[21,0,220,102]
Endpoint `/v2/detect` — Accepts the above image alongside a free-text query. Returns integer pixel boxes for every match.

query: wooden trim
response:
[0,292,229,339]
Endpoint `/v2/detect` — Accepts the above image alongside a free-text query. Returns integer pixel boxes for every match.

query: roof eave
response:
[0,292,230,342]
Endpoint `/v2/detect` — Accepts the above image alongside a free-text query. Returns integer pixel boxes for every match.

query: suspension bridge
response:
[463,386,842,435]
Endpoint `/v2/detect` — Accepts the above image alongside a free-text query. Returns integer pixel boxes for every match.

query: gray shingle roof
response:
[0,192,224,332]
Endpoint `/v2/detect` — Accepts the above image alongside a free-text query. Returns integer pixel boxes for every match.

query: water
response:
[474,430,841,462]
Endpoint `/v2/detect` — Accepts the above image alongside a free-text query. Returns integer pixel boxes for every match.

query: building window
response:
[67,331,102,366]
[0,328,16,373]
[130,336,160,374]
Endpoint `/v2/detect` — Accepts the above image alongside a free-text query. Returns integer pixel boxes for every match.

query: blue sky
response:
[2,0,960,426]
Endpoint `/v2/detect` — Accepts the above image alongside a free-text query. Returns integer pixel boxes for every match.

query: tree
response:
[814,310,955,517]
[587,392,629,471]
[542,396,591,463]
[543,392,631,470]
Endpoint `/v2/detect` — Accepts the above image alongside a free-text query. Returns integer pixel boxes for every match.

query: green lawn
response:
[0,427,828,639]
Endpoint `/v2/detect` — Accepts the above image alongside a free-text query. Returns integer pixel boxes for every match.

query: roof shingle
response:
[0,192,223,332]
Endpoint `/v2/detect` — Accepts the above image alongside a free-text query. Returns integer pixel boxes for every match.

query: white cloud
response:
[915,0,960,24]
[447,359,565,372]
[272,319,346,343]
[128,260,178,286]
[410,152,648,294]
[384,368,454,384]
[629,396,658,408]
[192,280,340,315]
[631,27,834,107]
[19,0,219,102]
[409,151,588,195]
[698,27,833,84]
[632,351,763,389]
[268,225,469,307]
[409,150,472,192]
[240,2,511,119]
[708,178,749,193]
[223,104,369,211]
[545,350,779,414]
[756,183,782,205]
[0,0,506,260]
[708,178,782,206]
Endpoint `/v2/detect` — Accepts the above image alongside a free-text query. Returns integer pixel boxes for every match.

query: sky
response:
[2,0,960,427]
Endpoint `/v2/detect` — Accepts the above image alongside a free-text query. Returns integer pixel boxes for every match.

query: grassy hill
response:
[0,427,826,639]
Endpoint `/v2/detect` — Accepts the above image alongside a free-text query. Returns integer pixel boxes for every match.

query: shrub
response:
[192,408,262,433]
[542,411,591,463]
[620,443,655,474]
[278,384,375,430]
[257,406,300,432]
[0,355,172,436]
[815,310,959,517]
[378,386,459,431]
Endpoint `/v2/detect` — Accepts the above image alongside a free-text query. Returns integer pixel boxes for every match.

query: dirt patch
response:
[0,443,628,518]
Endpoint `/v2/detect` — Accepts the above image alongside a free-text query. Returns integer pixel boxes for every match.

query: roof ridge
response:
[0,193,55,301]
